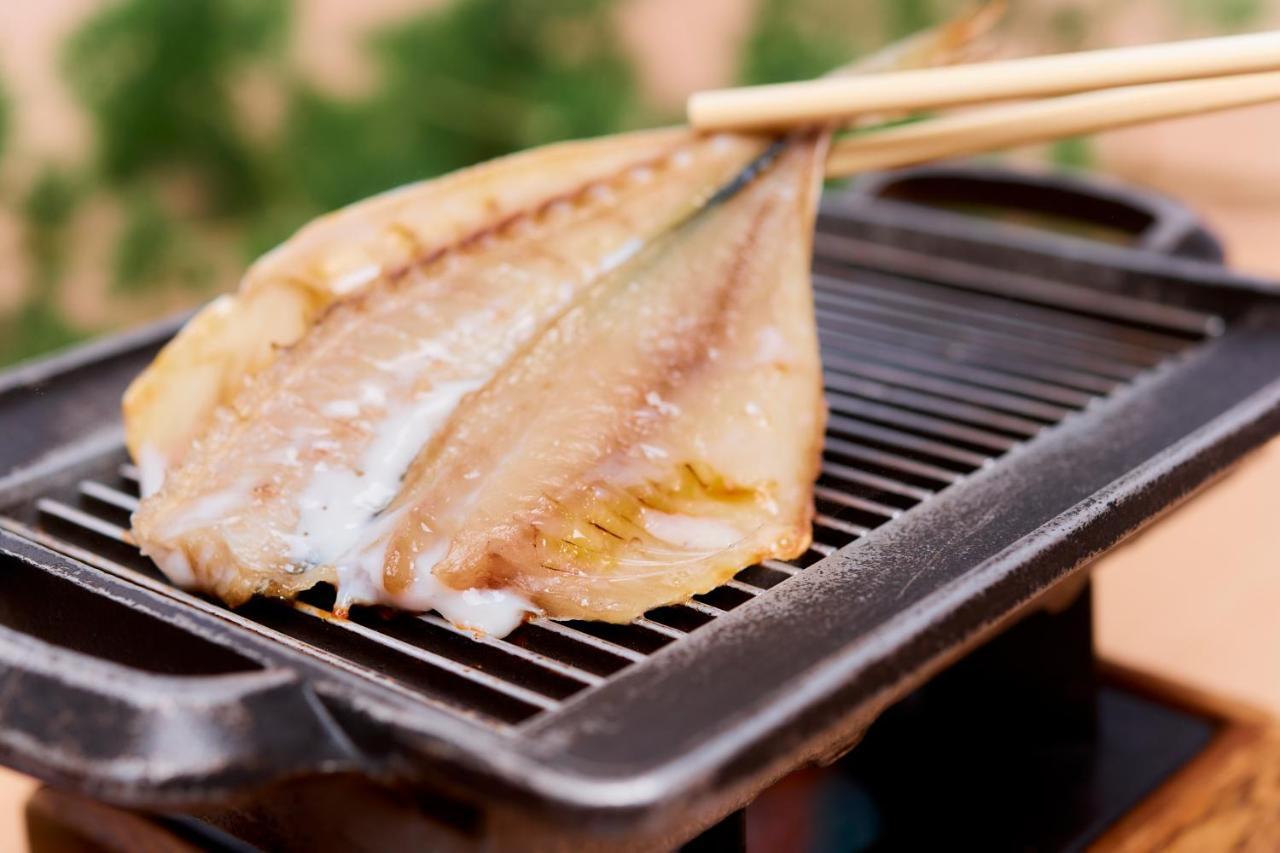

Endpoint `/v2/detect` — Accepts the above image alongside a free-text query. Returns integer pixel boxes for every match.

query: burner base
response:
[740,585,1223,851]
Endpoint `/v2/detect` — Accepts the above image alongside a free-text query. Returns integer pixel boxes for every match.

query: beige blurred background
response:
[0,0,1276,846]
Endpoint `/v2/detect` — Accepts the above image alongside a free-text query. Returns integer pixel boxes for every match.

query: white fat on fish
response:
[291,379,482,567]
[640,508,744,552]
[331,263,381,295]
[137,444,167,498]
[138,373,538,635]
[755,326,794,367]
[410,543,532,636]
[151,548,196,588]
[597,237,643,276]
[321,399,361,419]
[333,532,535,637]
[157,481,252,539]
[289,377,536,635]
[644,391,681,417]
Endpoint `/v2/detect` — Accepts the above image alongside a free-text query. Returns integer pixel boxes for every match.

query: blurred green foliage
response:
[1177,0,1265,30]
[0,79,8,162]
[114,190,214,293]
[0,0,1268,367]
[63,0,286,214]
[1,169,84,365]
[885,0,937,39]
[0,302,83,366]
[275,0,639,245]
[740,0,854,85]
[23,168,80,291]
[1045,5,1095,168]
[2,0,647,365]
[1049,136,1093,170]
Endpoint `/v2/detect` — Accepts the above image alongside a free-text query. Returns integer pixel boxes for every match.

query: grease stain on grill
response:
[0,247,1210,729]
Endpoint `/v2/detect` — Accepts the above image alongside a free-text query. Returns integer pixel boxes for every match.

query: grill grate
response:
[0,246,1208,729]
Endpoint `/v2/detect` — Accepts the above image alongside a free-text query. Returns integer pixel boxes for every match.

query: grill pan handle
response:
[855,164,1225,263]
[0,621,363,806]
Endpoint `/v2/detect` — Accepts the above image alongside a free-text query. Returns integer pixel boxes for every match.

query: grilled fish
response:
[123,127,703,493]
[128,12,995,633]
[132,130,777,630]
[374,138,828,622]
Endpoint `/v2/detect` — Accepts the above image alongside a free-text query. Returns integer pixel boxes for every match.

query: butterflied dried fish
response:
[132,130,771,630]
[369,138,829,623]
[129,11,997,633]
[124,127,702,493]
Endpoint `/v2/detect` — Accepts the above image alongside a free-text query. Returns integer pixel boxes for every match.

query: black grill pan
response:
[0,164,1277,848]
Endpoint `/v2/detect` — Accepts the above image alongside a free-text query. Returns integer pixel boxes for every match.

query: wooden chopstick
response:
[691,30,1280,131]
[824,70,1280,178]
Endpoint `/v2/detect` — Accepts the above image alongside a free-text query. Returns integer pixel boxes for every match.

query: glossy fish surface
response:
[131,130,798,629]
[128,11,995,633]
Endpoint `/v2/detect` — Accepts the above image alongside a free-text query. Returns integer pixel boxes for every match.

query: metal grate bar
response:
[419,614,606,687]
[761,559,800,576]
[531,621,648,661]
[813,485,902,520]
[813,511,875,537]
[812,231,1217,335]
[824,373,1046,438]
[679,599,726,618]
[814,290,1146,380]
[813,273,1179,364]
[826,393,1018,454]
[823,352,1072,423]
[818,461,933,502]
[820,335,1095,409]
[37,499,134,545]
[813,264,1195,352]
[822,436,963,487]
[817,313,1122,395]
[290,602,560,711]
[826,414,991,470]
[628,617,690,638]
[79,481,140,512]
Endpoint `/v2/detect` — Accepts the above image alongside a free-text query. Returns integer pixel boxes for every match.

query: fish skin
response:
[131,132,769,607]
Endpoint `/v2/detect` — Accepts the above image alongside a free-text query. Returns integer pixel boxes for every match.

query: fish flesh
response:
[123,127,705,489]
[122,5,996,485]
[127,12,995,633]
[374,139,829,622]
[131,129,779,629]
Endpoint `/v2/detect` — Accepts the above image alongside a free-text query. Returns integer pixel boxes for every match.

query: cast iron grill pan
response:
[0,165,1277,844]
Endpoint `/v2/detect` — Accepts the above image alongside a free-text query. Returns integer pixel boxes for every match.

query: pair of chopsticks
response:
[687,30,1280,177]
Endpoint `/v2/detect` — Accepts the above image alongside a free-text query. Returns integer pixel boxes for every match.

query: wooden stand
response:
[1094,664,1280,851]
